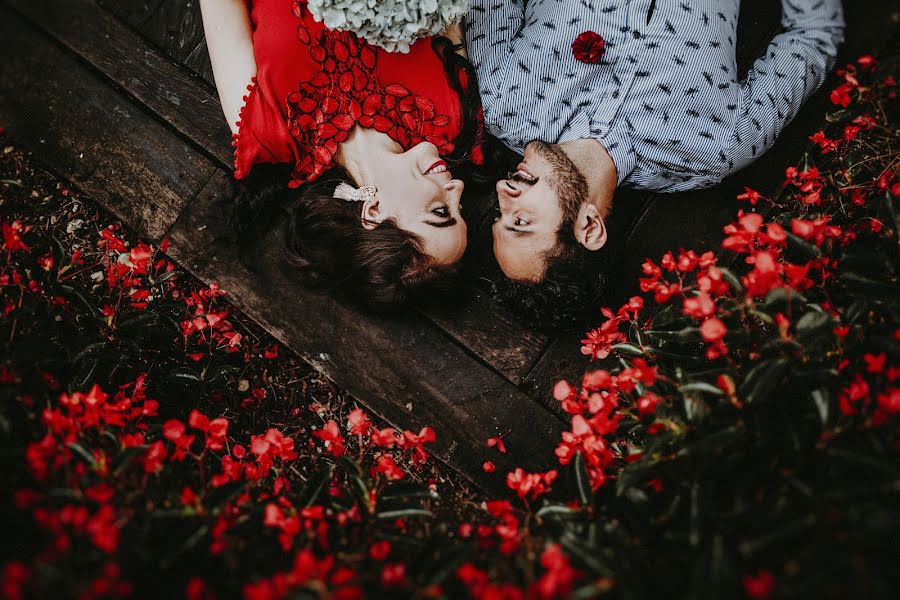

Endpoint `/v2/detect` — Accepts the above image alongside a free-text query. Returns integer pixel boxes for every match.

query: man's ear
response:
[574,203,608,251]
[360,196,383,231]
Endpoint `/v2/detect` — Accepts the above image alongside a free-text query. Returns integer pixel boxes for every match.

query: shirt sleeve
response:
[465,0,525,109]
[728,0,845,174]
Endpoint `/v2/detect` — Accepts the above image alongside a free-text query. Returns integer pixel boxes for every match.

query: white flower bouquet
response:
[307,0,469,53]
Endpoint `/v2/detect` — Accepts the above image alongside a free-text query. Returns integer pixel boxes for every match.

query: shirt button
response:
[632,30,641,39]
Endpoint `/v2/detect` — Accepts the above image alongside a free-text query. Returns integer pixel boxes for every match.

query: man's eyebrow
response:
[426,217,458,228]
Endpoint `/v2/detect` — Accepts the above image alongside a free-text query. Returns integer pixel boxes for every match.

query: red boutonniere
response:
[572,31,605,64]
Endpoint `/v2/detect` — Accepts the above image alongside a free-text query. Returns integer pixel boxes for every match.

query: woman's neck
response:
[336,127,403,185]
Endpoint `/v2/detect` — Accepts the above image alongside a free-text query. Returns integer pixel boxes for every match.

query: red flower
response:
[347,408,371,436]
[369,541,391,561]
[2,220,29,253]
[313,420,346,456]
[700,317,727,342]
[572,31,605,64]
[482,461,496,473]
[742,569,776,599]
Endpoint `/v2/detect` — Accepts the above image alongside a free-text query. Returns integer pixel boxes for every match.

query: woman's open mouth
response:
[424,160,449,176]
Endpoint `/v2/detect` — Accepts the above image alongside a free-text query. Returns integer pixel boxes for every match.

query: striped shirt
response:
[466,0,845,192]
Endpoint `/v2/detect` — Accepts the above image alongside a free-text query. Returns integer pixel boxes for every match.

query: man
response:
[466,0,845,322]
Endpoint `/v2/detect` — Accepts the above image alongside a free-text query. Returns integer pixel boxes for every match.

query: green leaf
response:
[683,393,711,423]
[350,475,373,514]
[717,267,744,294]
[59,284,97,316]
[678,382,725,396]
[676,425,745,459]
[825,109,850,122]
[840,272,900,298]
[380,481,439,502]
[66,442,97,467]
[205,364,241,385]
[644,326,701,341]
[809,388,830,425]
[560,534,613,575]
[786,232,822,260]
[536,505,580,520]
[794,310,835,343]
[615,458,661,496]
[111,445,146,477]
[167,366,201,383]
[71,341,109,364]
[574,451,591,505]
[611,343,645,357]
[739,358,791,404]
[155,270,179,284]
[205,480,247,510]
[117,311,158,329]
[376,508,433,520]
[763,288,807,309]
[298,464,334,508]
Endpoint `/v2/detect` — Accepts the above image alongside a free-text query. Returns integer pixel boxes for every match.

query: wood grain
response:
[8,0,234,168]
[0,5,213,241]
[165,170,565,495]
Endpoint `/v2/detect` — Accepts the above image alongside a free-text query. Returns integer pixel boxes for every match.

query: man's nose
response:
[497,181,521,202]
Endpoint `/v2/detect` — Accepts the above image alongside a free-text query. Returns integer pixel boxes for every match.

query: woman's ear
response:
[360,196,383,230]
[574,203,608,251]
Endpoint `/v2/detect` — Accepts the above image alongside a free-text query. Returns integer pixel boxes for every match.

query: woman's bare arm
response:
[199,0,257,134]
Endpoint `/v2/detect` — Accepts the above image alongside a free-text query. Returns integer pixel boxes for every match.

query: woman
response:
[199,0,482,307]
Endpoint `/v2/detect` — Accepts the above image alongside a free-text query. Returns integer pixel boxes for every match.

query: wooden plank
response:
[183,37,216,88]
[96,0,163,28]
[0,5,213,241]
[520,335,586,417]
[165,170,565,495]
[420,288,548,384]
[139,0,207,64]
[8,0,233,168]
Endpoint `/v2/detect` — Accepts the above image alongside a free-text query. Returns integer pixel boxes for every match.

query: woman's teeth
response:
[425,163,448,175]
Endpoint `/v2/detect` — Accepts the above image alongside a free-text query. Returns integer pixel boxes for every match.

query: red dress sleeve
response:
[233,77,298,179]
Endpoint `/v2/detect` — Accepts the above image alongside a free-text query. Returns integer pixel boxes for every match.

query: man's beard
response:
[528,140,588,225]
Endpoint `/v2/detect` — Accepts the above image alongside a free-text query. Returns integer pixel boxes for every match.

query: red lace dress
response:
[234,0,472,188]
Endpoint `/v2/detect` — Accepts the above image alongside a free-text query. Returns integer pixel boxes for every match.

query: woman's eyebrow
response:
[426,217,458,228]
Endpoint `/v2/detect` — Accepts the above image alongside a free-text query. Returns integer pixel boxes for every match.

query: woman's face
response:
[362,142,467,266]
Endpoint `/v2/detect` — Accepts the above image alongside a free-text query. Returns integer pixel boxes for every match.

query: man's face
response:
[492,141,587,282]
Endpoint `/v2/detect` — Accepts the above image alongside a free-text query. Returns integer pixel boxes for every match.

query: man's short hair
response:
[492,206,620,329]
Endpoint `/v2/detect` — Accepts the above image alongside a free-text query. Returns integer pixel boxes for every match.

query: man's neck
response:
[559,138,617,216]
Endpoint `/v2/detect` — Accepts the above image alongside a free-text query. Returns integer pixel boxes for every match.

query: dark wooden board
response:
[139,0,213,85]
[96,0,163,28]
[8,0,233,168]
[164,170,565,495]
[420,288,548,384]
[0,5,213,241]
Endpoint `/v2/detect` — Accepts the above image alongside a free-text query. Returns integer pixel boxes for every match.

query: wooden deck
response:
[1,0,893,494]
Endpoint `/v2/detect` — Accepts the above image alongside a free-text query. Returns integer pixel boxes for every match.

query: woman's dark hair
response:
[228,35,483,310]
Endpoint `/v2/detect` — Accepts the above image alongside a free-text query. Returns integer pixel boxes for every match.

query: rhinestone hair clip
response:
[333,182,377,203]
